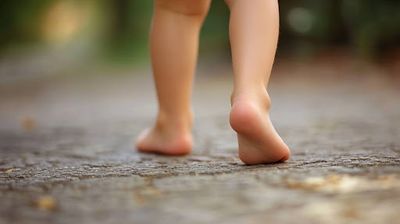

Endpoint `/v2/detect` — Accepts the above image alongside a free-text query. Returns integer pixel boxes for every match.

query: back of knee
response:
[155,0,210,19]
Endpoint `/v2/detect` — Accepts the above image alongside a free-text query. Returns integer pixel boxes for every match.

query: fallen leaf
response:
[36,196,57,211]
[21,117,36,131]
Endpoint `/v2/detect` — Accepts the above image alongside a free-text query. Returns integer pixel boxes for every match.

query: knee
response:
[155,0,211,19]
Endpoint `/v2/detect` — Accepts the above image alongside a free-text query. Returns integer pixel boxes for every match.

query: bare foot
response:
[230,92,290,165]
[135,116,192,156]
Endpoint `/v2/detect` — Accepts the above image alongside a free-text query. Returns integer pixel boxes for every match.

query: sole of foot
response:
[230,97,290,165]
[135,127,192,156]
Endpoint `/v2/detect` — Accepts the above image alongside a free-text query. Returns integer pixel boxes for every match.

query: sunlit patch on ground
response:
[285,174,400,193]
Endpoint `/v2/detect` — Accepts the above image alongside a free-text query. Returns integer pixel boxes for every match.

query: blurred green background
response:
[0,0,399,79]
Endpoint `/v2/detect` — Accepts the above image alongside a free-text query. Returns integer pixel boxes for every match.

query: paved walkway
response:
[1,60,399,224]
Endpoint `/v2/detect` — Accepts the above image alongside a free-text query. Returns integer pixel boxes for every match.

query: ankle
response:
[231,89,271,110]
[155,110,193,132]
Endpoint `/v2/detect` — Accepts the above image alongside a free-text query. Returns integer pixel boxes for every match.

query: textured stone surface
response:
[0,61,399,224]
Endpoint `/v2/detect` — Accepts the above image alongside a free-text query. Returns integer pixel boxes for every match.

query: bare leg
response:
[136,0,211,155]
[225,0,291,164]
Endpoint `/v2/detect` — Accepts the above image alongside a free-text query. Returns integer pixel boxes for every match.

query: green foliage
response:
[0,0,53,48]
[341,0,400,57]
[102,0,152,62]
[0,0,399,59]
[200,1,230,57]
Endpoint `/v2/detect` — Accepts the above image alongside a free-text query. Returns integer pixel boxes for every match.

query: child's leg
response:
[225,0,291,164]
[136,0,211,155]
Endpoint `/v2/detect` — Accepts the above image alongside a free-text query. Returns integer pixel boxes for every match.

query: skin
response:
[136,0,291,164]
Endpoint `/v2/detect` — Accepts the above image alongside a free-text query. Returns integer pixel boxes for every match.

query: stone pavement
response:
[0,60,399,224]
